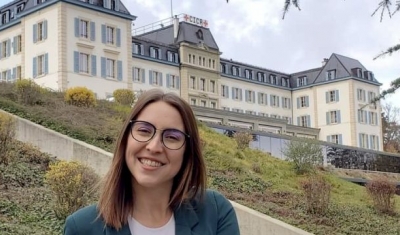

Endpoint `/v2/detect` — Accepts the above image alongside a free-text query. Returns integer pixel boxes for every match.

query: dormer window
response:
[257,72,263,82]
[16,4,25,13]
[270,74,277,84]
[34,0,47,6]
[104,0,119,10]
[1,11,10,25]
[326,69,336,80]
[133,43,144,55]
[245,69,252,79]
[282,78,288,87]
[196,29,204,40]
[150,46,162,59]
[232,66,239,76]
[220,63,227,74]
[351,68,362,78]
[363,71,374,81]
[167,51,179,63]
[297,76,307,86]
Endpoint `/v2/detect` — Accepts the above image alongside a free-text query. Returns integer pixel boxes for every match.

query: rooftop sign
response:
[183,14,208,28]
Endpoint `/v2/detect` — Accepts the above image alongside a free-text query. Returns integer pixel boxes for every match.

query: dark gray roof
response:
[0,0,133,28]
[291,68,321,88]
[136,22,219,50]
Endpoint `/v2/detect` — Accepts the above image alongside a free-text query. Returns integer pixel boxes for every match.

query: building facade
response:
[0,0,383,151]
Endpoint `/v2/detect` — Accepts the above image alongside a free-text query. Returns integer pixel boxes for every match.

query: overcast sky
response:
[0,0,398,106]
[123,0,400,106]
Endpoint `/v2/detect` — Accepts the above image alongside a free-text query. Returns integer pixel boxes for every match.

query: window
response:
[358,110,367,123]
[106,26,114,44]
[327,134,342,144]
[221,85,229,98]
[106,58,115,78]
[209,80,216,93]
[222,107,230,111]
[270,95,279,107]
[133,43,143,55]
[281,78,288,87]
[258,92,267,105]
[17,4,25,13]
[1,71,7,82]
[359,133,368,148]
[210,101,216,109]
[167,51,177,62]
[232,66,239,76]
[326,69,336,80]
[16,66,21,79]
[369,112,378,125]
[282,116,292,124]
[212,60,215,69]
[15,35,22,53]
[150,47,161,59]
[199,78,206,91]
[245,90,255,103]
[133,67,143,82]
[368,91,376,103]
[245,69,252,79]
[79,19,89,38]
[33,20,47,43]
[168,74,179,89]
[370,135,379,150]
[37,54,45,76]
[202,57,205,67]
[327,110,341,124]
[189,76,196,89]
[199,56,202,66]
[352,68,362,78]
[79,53,89,73]
[327,90,339,103]
[282,97,290,109]
[220,63,226,74]
[150,71,162,86]
[298,115,311,127]
[257,72,263,82]
[297,76,307,86]
[299,96,309,108]
[1,11,10,25]
[188,54,192,63]
[270,74,277,84]
[1,40,8,58]
[200,100,206,107]
[190,98,196,106]
[232,88,242,100]
[357,89,366,102]
[37,21,44,41]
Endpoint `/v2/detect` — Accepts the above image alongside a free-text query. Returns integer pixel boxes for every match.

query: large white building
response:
[0,0,383,151]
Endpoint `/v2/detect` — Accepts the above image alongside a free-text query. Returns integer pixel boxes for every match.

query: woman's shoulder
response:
[64,204,104,235]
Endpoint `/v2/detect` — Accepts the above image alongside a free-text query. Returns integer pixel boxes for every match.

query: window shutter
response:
[101,24,106,44]
[252,92,255,103]
[232,88,236,99]
[33,57,37,78]
[91,55,96,76]
[375,113,378,126]
[13,36,17,54]
[74,51,79,73]
[366,135,370,149]
[369,136,373,150]
[75,18,80,37]
[297,117,301,126]
[89,0,94,3]
[225,86,229,98]
[326,92,329,103]
[327,136,331,142]
[12,67,16,80]
[377,138,380,150]
[43,20,48,40]
[90,22,96,41]
[337,110,341,123]
[359,134,362,147]
[166,74,170,87]
[297,97,300,108]
[33,24,37,43]
[103,0,108,8]
[117,60,123,81]
[297,79,300,87]
[176,76,180,89]
[325,72,329,81]
[368,112,372,125]
[288,98,291,109]
[158,49,162,59]
[336,90,339,101]
[44,53,48,74]
[150,47,155,58]
[339,135,343,145]
[149,70,153,84]
[7,69,11,81]
[363,90,366,102]
[7,39,11,57]
[306,96,309,107]
[276,96,280,107]
[245,90,249,101]
[140,45,144,55]
[358,110,361,123]
[365,111,369,124]
[257,92,261,104]
[307,116,311,127]
[133,44,138,54]
[281,97,284,107]
[159,73,163,86]
[304,77,308,85]
[174,53,179,63]
[101,57,106,78]
[0,44,2,59]
[116,28,121,47]
[141,69,145,83]
[115,0,120,11]
[326,112,330,125]
[238,67,241,77]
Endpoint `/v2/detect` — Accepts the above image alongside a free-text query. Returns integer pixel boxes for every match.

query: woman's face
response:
[125,101,186,190]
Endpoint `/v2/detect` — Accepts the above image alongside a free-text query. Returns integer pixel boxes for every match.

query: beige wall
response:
[0,24,22,80]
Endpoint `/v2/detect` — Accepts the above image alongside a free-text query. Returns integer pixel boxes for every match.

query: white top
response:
[128,214,175,235]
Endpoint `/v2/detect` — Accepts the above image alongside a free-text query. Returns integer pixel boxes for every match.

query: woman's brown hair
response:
[96,88,206,230]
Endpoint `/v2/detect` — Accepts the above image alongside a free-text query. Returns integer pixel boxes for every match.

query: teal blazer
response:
[63,189,240,235]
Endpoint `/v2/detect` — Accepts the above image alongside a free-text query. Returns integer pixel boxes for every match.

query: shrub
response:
[45,160,99,219]
[0,113,16,165]
[64,87,96,107]
[281,137,323,174]
[301,175,331,215]
[366,178,397,214]
[113,89,135,106]
[233,131,253,150]
[14,79,44,105]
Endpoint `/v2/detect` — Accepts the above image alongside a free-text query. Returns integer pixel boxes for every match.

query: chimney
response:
[322,58,328,67]
[173,15,179,40]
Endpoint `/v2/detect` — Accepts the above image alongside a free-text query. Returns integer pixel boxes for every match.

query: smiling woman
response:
[63,88,240,235]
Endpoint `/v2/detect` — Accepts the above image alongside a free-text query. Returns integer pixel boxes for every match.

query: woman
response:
[63,89,240,235]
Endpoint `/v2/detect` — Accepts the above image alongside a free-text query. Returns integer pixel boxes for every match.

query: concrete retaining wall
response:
[1,109,313,235]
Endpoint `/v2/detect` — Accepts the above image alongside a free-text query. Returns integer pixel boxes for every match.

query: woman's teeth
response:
[140,158,163,167]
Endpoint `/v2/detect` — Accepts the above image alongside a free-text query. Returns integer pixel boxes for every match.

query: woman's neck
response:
[132,182,173,228]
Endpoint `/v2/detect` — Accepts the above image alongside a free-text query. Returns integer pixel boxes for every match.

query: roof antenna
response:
[170,0,173,18]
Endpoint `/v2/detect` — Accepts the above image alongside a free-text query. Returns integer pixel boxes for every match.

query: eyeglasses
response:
[129,120,190,150]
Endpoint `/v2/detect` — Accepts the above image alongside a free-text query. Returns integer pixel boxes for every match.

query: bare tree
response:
[381,103,400,153]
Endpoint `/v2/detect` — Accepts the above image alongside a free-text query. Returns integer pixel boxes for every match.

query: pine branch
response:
[374,43,400,59]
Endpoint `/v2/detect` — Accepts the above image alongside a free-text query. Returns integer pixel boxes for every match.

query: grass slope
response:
[1,82,400,234]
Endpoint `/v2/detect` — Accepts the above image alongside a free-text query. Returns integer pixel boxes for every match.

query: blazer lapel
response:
[174,203,199,235]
